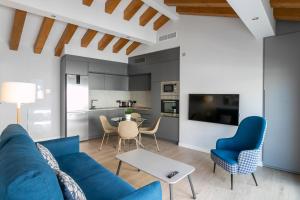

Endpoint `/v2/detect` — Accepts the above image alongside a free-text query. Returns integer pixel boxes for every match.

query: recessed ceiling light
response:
[252,17,259,21]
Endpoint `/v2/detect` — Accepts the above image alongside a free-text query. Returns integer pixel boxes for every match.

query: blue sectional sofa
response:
[0,124,162,200]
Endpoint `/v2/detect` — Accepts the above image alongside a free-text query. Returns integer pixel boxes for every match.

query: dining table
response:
[110,116,146,127]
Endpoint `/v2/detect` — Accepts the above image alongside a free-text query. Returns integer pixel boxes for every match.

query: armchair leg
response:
[213,163,216,173]
[252,173,258,186]
[231,174,233,190]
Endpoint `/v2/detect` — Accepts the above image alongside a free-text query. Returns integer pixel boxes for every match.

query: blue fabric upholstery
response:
[119,181,162,200]
[0,124,162,200]
[211,116,267,175]
[56,152,135,200]
[0,124,28,149]
[0,125,64,200]
[39,136,80,157]
[211,149,239,165]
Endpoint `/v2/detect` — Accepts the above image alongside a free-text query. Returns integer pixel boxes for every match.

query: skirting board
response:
[178,142,263,167]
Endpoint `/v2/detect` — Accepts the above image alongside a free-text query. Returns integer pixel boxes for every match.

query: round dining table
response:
[110,116,146,127]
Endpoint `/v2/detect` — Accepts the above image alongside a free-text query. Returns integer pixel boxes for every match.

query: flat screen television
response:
[188,94,239,125]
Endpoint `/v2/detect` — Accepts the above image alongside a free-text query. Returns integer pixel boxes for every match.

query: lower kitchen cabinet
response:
[156,116,179,143]
[88,109,126,139]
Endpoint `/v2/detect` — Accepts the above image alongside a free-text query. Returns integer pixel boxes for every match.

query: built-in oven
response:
[161,99,179,115]
[161,81,179,96]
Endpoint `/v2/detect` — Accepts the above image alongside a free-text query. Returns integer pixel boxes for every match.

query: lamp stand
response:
[17,103,21,124]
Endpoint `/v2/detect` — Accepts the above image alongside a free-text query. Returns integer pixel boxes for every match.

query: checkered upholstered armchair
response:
[211,116,267,190]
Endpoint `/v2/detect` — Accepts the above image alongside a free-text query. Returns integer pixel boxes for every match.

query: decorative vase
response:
[125,114,131,121]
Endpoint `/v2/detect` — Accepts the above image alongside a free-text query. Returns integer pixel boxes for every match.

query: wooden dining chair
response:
[99,115,118,150]
[131,112,141,120]
[139,117,161,152]
[117,121,139,153]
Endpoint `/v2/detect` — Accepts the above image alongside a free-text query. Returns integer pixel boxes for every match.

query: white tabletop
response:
[116,149,195,184]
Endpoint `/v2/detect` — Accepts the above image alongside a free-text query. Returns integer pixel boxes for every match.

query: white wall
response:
[0,43,61,141]
[133,16,264,152]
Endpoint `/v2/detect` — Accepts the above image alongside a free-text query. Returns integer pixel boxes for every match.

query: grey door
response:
[264,32,300,173]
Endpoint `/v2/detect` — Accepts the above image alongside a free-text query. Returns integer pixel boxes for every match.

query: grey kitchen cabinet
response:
[62,57,89,75]
[89,61,127,75]
[156,116,179,143]
[89,73,105,90]
[104,75,129,91]
[129,74,151,91]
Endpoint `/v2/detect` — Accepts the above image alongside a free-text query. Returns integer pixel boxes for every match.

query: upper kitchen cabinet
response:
[104,74,129,91]
[129,74,151,91]
[89,60,127,75]
[61,55,89,75]
[89,73,105,90]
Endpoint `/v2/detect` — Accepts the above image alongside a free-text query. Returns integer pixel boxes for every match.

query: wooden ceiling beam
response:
[154,15,170,30]
[55,23,78,56]
[140,7,158,26]
[9,9,27,50]
[113,38,129,53]
[124,0,144,20]
[81,29,97,47]
[164,0,230,7]
[271,0,300,8]
[126,41,141,55]
[176,7,238,17]
[83,0,93,6]
[274,8,300,21]
[105,0,121,14]
[98,34,115,50]
[34,17,55,54]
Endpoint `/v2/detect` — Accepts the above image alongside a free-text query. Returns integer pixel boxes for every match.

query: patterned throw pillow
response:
[56,170,87,200]
[36,143,60,170]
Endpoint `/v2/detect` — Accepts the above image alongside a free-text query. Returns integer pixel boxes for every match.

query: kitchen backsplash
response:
[89,90,151,108]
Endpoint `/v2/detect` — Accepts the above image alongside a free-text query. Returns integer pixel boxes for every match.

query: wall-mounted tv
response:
[188,94,239,126]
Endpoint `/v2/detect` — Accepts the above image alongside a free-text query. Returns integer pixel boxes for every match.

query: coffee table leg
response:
[188,175,197,199]
[169,184,173,200]
[116,161,122,176]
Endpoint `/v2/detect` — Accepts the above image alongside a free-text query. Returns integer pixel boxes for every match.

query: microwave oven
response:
[161,81,179,96]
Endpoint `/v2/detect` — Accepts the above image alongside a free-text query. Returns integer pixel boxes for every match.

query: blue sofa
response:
[0,124,162,200]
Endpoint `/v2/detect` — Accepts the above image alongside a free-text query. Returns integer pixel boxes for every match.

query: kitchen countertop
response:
[89,106,152,111]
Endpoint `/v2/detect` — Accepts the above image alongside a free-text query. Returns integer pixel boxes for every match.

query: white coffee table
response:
[116,149,197,200]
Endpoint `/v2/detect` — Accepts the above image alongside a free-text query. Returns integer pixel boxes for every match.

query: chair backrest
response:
[131,112,141,120]
[152,117,161,133]
[233,116,267,151]
[118,121,139,139]
[99,115,113,132]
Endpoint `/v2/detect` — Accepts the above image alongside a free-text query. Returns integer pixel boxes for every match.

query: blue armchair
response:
[211,116,267,190]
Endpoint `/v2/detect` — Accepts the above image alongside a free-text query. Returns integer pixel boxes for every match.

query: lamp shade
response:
[1,82,36,104]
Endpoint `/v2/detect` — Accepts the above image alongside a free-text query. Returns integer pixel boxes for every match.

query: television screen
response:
[188,94,239,125]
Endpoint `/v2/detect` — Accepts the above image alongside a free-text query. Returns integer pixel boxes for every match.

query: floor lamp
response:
[0,82,36,124]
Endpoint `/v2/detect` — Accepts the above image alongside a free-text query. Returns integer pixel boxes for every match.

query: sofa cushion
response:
[56,152,135,200]
[0,124,28,149]
[0,125,64,200]
[56,169,87,200]
[119,181,162,200]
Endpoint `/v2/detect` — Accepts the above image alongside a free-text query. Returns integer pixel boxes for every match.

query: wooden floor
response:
[81,137,300,200]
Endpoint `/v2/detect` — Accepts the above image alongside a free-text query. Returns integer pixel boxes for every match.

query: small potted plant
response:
[125,108,133,121]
